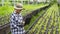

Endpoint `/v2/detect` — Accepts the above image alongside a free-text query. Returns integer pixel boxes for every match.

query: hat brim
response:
[14,7,23,10]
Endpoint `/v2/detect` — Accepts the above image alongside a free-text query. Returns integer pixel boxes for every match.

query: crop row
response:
[0,4,49,26]
[27,3,59,34]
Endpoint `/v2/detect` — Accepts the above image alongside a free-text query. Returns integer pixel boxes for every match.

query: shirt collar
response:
[13,10,21,15]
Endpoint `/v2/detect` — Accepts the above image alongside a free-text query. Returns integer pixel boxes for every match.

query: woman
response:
[10,3,25,34]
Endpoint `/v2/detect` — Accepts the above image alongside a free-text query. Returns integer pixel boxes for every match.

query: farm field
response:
[0,3,49,26]
[0,0,60,34]
[27,3,60,34]
[0,3,49,16]
[8,6,47,34]
[24,9,46,30]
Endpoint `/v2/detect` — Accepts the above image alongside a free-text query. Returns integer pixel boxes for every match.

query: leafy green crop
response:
[24,9,45,30]
[0,3,49,16]
[8,3,49,34]
[0,3,49,26]
[0,6,14,16]
[28,3,59,34]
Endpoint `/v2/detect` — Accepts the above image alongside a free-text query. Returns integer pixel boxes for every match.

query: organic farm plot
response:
[8,6,46,34]
[27,3,60,34]
[24,9,46,30]
[21,3,49,16]
[8,4,49,34]
[0,3,49,16]
[0,3,49,26]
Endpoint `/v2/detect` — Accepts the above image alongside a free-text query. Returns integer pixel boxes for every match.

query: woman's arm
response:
[10,14,17,28]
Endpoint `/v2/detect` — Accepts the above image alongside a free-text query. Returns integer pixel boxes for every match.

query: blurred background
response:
[0,0,60,34]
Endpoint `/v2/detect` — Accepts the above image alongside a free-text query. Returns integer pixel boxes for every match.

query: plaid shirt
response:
[10,11,25,34]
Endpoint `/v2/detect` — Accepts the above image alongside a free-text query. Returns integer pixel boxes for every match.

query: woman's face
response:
[16,9,22,13]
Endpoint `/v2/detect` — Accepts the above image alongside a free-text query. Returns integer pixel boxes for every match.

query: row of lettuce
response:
[27,3,59,34]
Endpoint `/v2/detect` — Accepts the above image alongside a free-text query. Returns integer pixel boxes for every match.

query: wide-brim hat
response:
[14,3,23,10]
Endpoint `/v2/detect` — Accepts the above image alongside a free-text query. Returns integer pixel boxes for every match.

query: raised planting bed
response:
[0,3,49,26]
[27,3,59,34]
[25,8,48,34]
[8,6,47,34]
[0,3,47,16]
[9,3,50,34]
[0,3,50,34]
[24,9,46,30]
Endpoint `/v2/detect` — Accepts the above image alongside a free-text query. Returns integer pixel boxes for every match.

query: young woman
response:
[10,3,25,34]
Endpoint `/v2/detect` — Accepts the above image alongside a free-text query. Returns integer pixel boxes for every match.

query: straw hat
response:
[14,3,23,10]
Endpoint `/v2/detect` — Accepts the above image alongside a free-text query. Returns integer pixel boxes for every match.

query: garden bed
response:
[0,3,50,34]
[27,3,59,34]
[0,3,49,26]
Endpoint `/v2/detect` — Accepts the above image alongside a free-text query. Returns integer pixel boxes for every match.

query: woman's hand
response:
[19,21,25,25]
[22,21,25,25]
